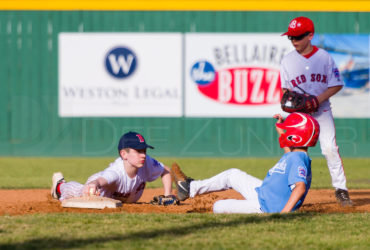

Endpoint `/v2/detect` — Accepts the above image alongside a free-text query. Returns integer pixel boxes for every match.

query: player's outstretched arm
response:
[281,181,306,213]
[161,165,173,196]
[83,177,108,196]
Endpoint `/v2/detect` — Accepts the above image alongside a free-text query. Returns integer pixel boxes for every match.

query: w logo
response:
[105,47,137,79]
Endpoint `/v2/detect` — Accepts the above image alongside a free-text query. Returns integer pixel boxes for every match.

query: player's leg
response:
[51,172,104,201]
[189,168,263,202]
[191,169,263,213]
[51,172,65,199]
[171,164,262,201]
[59,181,84,201]
[314,110,352,206]
[315,110,346,189]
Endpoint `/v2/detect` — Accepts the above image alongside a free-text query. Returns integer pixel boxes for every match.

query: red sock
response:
[56,182,63,196]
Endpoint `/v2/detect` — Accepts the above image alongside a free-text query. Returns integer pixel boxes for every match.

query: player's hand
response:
[273,114,284,123]
[83,182,100,196]
[273,114,285,136]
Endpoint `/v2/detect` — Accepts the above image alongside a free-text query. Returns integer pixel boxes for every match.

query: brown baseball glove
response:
[281,90,319,114]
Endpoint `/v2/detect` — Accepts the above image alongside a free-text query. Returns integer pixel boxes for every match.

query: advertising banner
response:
[312,34,370,118]
[185,33,293,117]
[59,33,182,117]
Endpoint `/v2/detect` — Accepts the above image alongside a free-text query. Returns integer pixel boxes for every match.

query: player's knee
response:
[227,168,244,176]
[224,168,247,187]
[227,168,249,180]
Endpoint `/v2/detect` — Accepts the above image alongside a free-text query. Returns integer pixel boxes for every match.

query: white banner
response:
[59,33,182,117]
[312,34,370,118]
[185,33,293,117]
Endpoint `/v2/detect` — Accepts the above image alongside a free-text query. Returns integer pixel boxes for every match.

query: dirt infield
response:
[1,188,369,215]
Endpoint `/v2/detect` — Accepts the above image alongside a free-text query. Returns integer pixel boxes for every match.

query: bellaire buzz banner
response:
[185,33,293,117]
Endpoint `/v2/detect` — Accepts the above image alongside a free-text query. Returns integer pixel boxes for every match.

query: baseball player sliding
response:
[279,16,352,206]
[172,113,320,214]
[51,132,178,206]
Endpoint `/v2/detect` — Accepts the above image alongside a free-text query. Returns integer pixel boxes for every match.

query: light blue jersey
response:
[256,151,312,213]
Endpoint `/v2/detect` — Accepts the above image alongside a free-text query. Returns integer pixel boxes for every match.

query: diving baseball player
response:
[279,16,352,206]
[172,112,320,214]
[51,132,177,205]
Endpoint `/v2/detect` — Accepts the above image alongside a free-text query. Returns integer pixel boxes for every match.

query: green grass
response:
[0,157,369,189]
[0,213,369,249]
[0,157,369,249]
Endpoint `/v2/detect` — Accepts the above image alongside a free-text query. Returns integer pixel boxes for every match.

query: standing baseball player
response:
[172,113,320,214]
[51,131,177,205]
[279,16,352,206]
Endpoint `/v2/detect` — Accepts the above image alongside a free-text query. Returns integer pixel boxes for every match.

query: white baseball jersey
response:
[87,156,164,202]
[280,46,347,190]
[280,47,343,111]
[60,155,165,202]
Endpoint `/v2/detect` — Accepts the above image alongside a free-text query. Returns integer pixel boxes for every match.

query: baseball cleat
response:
[171,163,193,201]
[335,189,353,207]
[51,172,65,200]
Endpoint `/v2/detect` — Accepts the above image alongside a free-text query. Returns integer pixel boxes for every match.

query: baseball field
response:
[0,157,369,249]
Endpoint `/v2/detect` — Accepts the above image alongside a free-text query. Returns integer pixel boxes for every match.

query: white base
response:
[61,196,122,209]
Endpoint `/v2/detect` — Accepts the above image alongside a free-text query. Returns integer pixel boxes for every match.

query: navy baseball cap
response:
[118,132,154,151]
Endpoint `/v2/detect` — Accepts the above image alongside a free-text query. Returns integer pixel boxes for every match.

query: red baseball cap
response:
[282,17,315,36]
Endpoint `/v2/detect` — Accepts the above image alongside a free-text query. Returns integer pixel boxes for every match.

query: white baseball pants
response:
[189,168,263,214]
[314,109,347,190]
